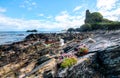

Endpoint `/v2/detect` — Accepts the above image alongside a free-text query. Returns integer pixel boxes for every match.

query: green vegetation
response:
[91,22,120,30]
[79,47,88,53]
[67,28,75,33]
[90,12,103,23]
[85,12,103,24]
[80,23,92,31]
[60,57,77,68]
[78,47,88,55]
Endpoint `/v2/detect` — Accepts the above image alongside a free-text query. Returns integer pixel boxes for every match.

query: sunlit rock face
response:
[56,32,120,78]
[56,53,104,78]
[56,44,120,78]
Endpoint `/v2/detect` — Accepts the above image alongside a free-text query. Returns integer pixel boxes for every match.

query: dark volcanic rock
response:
[38,48,50,56]
[98,45,120,78]
[57,53,104,78]
[56,39,120,78]
[36,55,50,65]
[25,33,47,40]
[26,29,37,32]
[43,70,54,78]
[63,46,73,53]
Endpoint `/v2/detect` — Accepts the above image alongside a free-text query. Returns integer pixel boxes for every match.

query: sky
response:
[0,0,120,31]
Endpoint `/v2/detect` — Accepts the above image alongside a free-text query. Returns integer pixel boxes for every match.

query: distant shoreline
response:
[0,31,63,45]
[0,30,120,46]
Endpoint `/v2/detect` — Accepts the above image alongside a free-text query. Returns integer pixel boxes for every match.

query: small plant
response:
[60,57,77,68]
[79,47,88,53]
[77,44,89,56]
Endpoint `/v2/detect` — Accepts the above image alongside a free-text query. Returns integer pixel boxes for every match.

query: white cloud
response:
[97,8,120,20]
[19,0,37,10]
[97,0,118,10]
[46,16,53,19]
[73,6,82,12]
[55,11,84,29]
[55,11,69,22]
[19,5,25,8]
[0,10,85,31]
[38,14,44,17]
[97,0,120,21]
[0,15,47,31]
[31,2,36,6]
[0,7,6,13]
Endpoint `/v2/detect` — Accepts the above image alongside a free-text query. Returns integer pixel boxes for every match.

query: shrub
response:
[60,57,77,68]
[67,28,75,33]
[79,47,88,53]
[80,23,92,31]
[90,12,103,23]
[76,44,89,56]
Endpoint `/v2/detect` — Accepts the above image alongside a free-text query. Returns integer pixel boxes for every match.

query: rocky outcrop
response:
[55,44,120,78]
[0,38,59,78]
[56,53,104,78]
[24,58,57,78]
[25,33,47,40]
[1,31,120,78]
[98,45,120,78]
[26,29,38,32]
[55,33,120,78]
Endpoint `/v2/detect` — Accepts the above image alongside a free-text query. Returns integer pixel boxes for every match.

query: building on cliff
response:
[84,10,103,24]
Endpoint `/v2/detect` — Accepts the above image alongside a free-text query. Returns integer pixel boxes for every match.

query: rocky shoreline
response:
[0,30,120,78]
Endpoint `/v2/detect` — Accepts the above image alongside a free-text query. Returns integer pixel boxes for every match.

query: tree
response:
[67,28,75,33]
[75,28,81,32]
[80,23,92,31]
[90,12,103,23]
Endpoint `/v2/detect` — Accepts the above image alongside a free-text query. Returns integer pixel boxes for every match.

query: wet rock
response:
[98,45,120,78]
[63,46,73,53]
[43,70,54,78]
[25,33,47,40]
[36,55,51,65]
[38,48,51,56]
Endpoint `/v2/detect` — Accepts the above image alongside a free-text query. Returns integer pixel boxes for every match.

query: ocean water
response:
[0,31,62,45]
[0,31,35,45]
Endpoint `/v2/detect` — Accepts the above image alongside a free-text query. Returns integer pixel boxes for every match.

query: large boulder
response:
[24,58,57,78]
[25,34,47,40]
[56,53,104,78]
[98,45,120,78]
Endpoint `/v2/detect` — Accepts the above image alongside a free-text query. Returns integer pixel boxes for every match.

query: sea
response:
[0,31,60,45]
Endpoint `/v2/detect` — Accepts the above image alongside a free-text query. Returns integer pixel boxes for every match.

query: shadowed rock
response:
[98,45,120,78]
[25,33,47,40]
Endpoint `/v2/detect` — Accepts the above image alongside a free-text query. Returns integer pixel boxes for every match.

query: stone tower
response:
[85,10,91,24]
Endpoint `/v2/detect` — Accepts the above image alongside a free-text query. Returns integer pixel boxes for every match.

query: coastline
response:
[0,30,120,77]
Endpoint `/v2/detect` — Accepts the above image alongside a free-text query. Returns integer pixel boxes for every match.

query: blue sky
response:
[0,0,120,31]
